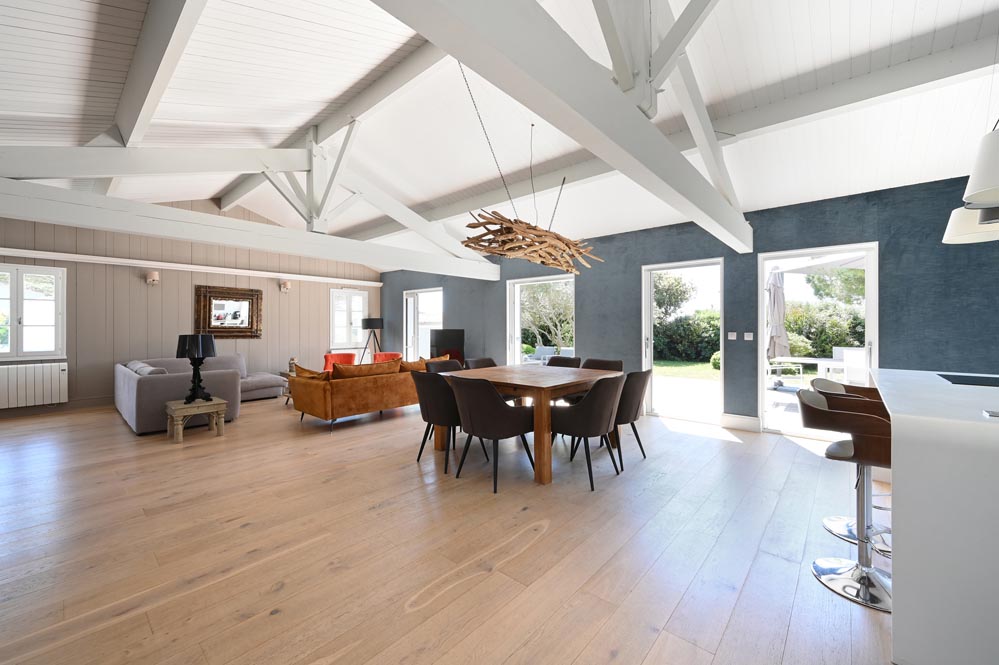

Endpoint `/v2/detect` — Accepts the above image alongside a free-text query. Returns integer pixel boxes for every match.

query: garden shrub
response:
[710,350,721,370]
[654,309,721,362]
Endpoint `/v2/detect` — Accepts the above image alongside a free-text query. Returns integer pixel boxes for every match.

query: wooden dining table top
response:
[441,365,622,391]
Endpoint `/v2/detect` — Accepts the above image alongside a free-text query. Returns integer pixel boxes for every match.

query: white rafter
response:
[591,0,634,91]
[317,120,360,227]
[341,172,488,262]
[218,41,447,212]
[0,178,500,281]
[349,33,998,241]
[0,147,310,179]
[650,0,722,89]
[368,0,753,252]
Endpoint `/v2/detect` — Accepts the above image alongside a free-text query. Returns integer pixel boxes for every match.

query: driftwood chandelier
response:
[457,62,601,274]
[463,210,602,275]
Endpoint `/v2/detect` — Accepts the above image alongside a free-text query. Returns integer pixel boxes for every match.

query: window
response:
[403,288,443,361]
[329,288,368,349]
[0,264,66,360]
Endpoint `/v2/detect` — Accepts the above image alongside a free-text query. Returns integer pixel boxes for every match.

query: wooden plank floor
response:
[0,399,892,664]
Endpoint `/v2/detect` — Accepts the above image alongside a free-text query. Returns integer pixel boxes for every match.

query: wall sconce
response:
[279,280,292,293]
[145,270,160,286]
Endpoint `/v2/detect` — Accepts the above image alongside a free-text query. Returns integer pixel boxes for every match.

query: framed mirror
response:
[194,286,262,339]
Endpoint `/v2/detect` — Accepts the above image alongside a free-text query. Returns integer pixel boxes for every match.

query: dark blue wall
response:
[382,177,999,417]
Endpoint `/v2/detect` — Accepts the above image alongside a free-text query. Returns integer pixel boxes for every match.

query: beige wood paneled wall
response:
[0,200,381,406]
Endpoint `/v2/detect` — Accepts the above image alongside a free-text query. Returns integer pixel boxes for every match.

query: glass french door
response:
[403,288,443,361]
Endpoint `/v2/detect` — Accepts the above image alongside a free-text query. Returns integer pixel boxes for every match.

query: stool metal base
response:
[812,557,892,613]
[822,516,893,558]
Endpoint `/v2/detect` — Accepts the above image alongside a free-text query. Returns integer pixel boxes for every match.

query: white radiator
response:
[0,362,68,409]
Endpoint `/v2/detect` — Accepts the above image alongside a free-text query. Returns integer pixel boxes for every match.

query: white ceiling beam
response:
[650,0,722,89]
[325,192,364,225]
[341,172,487,262]
[0,147,309,179]
[0,178,500,281]
[670,55,739,206]
[351,33,998,241]
[218,41,447,212]
[115,0,207,145]
[317,120,360,225]
[591,0,634,91]
[368,0,752,252]
[262,171,311,224]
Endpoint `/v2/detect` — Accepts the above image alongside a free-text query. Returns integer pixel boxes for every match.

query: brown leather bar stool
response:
[798,389,892,612]
[449,376,535,493]
[546,356,581,368]
[812,377,893,528]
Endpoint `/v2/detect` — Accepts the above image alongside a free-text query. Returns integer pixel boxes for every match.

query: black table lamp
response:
[176,334,216,403]
[358,318,383,364]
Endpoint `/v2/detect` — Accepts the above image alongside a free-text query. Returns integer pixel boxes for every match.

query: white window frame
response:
[403,287,444,362]
[329,288,369,350]
[0,264,67,361]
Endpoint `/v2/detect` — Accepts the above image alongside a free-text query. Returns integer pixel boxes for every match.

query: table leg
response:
[608,427,620,449]
[215,413,224,436]
[533,388,552,484]
[434,425,448,451]
[172,416,184,444]
[208,414,216,433]
[166,416,173,438]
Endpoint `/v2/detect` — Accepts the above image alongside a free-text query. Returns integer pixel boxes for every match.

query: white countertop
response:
[871,368,999,426]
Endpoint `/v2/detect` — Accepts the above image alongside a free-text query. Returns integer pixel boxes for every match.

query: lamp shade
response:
[176,334,217,359]
[942,207,999,244]
[964,129,999,208]
[361,318,383,331]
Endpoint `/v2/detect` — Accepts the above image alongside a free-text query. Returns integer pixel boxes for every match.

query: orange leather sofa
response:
[289,358,422,428]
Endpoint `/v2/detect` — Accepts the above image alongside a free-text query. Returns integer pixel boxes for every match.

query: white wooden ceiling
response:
[3,0,999,249]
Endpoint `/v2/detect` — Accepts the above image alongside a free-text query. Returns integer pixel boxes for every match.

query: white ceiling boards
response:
[1,0,997,273]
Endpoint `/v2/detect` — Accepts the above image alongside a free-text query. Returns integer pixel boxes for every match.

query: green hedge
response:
[710,350,721,370]
[654,309,720,363]
[784,301,864,358]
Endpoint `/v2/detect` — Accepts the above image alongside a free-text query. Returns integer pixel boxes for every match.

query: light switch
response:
[727,331,737,341]
[744,332,754,341]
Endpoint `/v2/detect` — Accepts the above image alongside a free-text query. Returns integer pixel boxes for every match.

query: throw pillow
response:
[135,365,168,376]
[399,358,426,372]
[332,359,402,379]
[293,364,327,379]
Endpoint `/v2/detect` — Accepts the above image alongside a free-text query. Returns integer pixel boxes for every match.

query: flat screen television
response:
[431,329,465,365]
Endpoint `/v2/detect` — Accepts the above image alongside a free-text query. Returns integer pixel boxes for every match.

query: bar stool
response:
[798,389,892,612]
[811,377,884,401]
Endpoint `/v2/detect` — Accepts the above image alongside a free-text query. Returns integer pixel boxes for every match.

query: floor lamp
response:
[358,318,383,364]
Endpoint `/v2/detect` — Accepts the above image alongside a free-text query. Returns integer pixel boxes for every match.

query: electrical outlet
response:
[727,332,737,341]
[744,332,754,341]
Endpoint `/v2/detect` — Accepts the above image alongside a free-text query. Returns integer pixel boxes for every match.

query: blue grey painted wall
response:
[382,177,998,417]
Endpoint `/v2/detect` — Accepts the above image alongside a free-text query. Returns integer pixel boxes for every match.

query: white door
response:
[758,242,879,435]
[403,288,443,361]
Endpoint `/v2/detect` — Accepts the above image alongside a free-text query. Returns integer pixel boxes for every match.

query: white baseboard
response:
[720,413,762,432]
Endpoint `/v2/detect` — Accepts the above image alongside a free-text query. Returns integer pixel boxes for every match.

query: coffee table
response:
[165,398,228,444]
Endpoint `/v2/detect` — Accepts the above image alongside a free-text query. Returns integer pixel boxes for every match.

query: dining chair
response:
[448,376,535,493]
[546,356,581,368]
[563,358,624,405]
[411,371,488,473]
[465,357,498,369]
[427,359,463,373]
[612,369,652,470]
[552,375,625,491]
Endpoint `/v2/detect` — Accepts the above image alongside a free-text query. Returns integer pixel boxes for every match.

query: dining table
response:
[437,365,624,484]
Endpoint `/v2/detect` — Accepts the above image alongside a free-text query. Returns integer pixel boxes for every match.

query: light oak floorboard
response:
[0,401,892,665]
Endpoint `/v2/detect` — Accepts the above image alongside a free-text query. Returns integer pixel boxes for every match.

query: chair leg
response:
[615,426,624,471]
[570,437,580,461]
[300,412,304,422]
[479,437,489,461]
[520,433,535,470]
[453,427,459,461]
[493,439,499,494]
[602,435,619,475]
[582,437,595,492]
[630,422,647,459]
[456,434,473,478]
[417,423,432,462]
[444,427,451,475]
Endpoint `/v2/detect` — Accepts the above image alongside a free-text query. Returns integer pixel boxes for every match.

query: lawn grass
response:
[653,360,720,380]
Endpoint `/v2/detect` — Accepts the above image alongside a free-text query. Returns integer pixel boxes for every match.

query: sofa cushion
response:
[204,353,246,378]
[293,363,329,379]
[125,360,167,376]
[242,372,287,391]
[142,357,193,374]
[332,358,401,379]
[399,358,425,372]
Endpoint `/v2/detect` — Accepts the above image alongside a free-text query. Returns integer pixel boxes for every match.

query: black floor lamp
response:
[358,318,383,364]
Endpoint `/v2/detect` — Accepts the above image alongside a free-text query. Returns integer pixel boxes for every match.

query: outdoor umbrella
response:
[766,269,790,360]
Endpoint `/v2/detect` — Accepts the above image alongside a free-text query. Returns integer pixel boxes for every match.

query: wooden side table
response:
[280,370,294,405]
[165,398,228,444]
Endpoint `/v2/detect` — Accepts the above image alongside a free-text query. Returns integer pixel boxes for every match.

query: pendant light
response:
[963,126,999,208]
[943,207,999,244]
